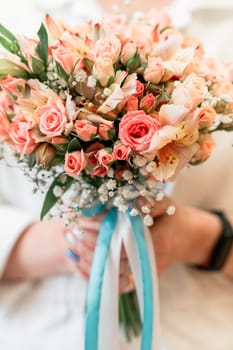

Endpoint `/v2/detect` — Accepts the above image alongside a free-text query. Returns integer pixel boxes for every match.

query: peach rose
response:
[194,134,215,162]
[172,73,208,109]
[119,110,161,153]
[94,37,121,63]
[99,124,113,140]
[0,91,14,112]
[93,57,115,87]
[0,107,10,142]
[125,95,138,111]
[75,120,97,141]
[144,57,164,84]
[51,47,77,74]
[140,93,155,113]
[64,150,87,177]
[113,143,131,160]
[9,114,36,154]
[121,42,137,65]
[91,165,108,177]
[97,149,113,166]
[37,97,67,137]
[1,76,26,95]
[198,106,216,129]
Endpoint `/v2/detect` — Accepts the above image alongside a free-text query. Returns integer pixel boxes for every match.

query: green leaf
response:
[53,142,68,155]
[125,50,141,73]
[36,23,48,67]
[0,59,29,78]
[67,138,81,153]
[6,112,15,121]
[107,75,114,87]
[55,62,69,81]
[31,56,45,74]
[107,128,116,140]
[0,23,18,42]
[40,174,73,220]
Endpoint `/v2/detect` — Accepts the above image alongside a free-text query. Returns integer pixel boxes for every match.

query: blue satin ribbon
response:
[85,206,118,350]
[84,204,154,350]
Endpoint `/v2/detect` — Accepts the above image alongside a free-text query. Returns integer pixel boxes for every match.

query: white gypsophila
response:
[113,195,124,206]
[109,191,115,197]
[146,161,157,173]
[103,88,112,97]
[53,185,64,197]
[106,179,117,190]
[166,205,176,216]
[218,114,233,124]
[156,191,165,201]
[75,70,87,82]
[122,185,139,200]
[141,205,151,214]
[107,168,114,178]
[98,184,108,195]
[100,195,109,203]
[122,170,133,181]
[130,208,139,216]
[37,170,52,181]
[143,214,153,226]
[139,189,150,197]
[87,75,97,88]
[133,155,148,167]
[122,189,132,199]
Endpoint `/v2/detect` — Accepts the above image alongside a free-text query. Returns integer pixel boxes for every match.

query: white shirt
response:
[0,1,233,350]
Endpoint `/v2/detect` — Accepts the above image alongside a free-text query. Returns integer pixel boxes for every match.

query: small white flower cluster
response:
[46,63,68,97]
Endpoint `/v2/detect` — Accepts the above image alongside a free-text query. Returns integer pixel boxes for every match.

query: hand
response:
[67,214,134,294]
[2,219,75,280]
[139,197,222,274]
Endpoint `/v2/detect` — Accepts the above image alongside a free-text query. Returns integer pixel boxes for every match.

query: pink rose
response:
[121,42,137,64]
[9,114,36,154]
[113,143,131,160]
[99,124,113,140]
[91,165,108,178]
[140,93,155,113]
[0,107,10,142]
[75,120,97,141]
[36,97,67,137]
[172,73,208,109]
[144,57,164,84]
[119,110,161,153]
[93,57,115,87]
[94,37,121,63]
[125,96,138,111]
[198,106,216,129]
[52,47,77,74]
[97,149,113,166]
[64,150,87,177]
[134,81,144,97]
[1,76,26,95]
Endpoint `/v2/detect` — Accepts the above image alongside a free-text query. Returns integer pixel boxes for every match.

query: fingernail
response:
[66,231,77,245]
[72,228,84,240]
[66,248,80,262]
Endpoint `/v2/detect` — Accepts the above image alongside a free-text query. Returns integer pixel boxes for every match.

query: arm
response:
[147,197,233,276]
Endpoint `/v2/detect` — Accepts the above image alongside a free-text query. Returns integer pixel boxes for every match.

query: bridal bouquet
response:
[0,9,232,350]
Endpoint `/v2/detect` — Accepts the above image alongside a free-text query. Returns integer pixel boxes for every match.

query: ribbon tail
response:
[127,212,154,350]
[85,207,118,350]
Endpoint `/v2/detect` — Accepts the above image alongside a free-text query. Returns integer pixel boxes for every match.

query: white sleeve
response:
[0,204,33,278]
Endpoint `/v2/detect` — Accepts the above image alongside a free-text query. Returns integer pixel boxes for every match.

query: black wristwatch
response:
[196,210,233,271]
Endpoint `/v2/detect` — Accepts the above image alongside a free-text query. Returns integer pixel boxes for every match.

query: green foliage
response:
[125,50,141,73]
[40,174,73,220]
[55,62,69,81]
[36,23,48,67]
[32,56,45,74]
[67,137,82,153]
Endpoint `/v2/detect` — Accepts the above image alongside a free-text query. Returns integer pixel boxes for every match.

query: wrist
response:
[183,207,222,266]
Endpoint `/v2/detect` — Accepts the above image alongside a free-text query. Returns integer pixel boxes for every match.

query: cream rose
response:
[93,57,115,87]
[172,73,208,109]
[144,57,164,84]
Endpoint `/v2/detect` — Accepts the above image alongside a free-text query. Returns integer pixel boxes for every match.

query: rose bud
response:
[139,93,156,113]
[35,143,55,167]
